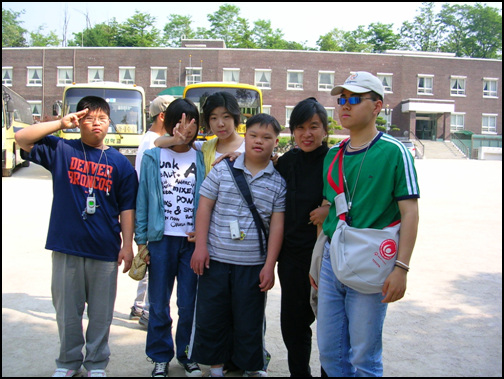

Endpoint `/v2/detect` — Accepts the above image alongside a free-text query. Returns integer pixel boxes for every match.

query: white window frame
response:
[379,109,393,130]
[119,66,135,85]
[482,113,497,134]
[223,68,240,83]
[57,66,73,86]
[186,67,202,86]
[88,66,104,83]
[151,67,167,87]
[326,107,335,121]
[450,76,466,96]
[27,66,43,86]
[450,113,465,131]
[377,73,393,93]
[417,74,434,95]
[285,106,295,127]
[287,70,304,90]
[2,67,13,86]
[318,71,334,91]
[255,69,272,89]
[262,105,271,115]
[28,100,42,117]
[483,78,498,98]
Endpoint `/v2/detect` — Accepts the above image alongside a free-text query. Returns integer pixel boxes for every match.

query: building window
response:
[223,68,240,83]
[2,67,13,86]
[417,75,433,95]
[27,66,43,86]
[377,73,393,93]
[255,69,271,89]
[326,108,335,121]
[57,67,73,86]
[285,106,294,127]
[262,105,271,115]
[483,78,498,98]
[379,109,392,130]
[186,67,202,86]
[318,71,334,91]
[88,67,104,83]
[28,101,42,117]
[482,114,497,134]
[151,67,167,87]
[450,76,466,96]
[287,70,303,90]
[450,113,465,131]
[119,67,135,85]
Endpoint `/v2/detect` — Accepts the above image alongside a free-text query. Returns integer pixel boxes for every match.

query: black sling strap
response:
[225,158,268,256]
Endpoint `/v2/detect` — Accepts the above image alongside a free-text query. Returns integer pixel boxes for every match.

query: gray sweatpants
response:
[51,251,118,370]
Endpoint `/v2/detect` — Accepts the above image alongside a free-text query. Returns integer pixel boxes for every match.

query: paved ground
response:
[2,158,502,377]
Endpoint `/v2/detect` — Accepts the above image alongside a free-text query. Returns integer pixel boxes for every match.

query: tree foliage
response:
[30,25,60,47]
[2,3,501,59]
[2,8,28,47]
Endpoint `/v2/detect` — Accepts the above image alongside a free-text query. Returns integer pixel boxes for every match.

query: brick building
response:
[2,42,502,140]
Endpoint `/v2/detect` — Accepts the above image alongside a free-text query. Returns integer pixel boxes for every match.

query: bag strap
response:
[225,158,268,256]
[327,140,348,221]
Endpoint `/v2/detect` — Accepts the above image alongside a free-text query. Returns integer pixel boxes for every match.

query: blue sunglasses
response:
[337,97,375,105]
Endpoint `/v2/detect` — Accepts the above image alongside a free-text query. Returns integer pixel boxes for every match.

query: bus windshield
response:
[184,86,262,136]
[63,87,143,134]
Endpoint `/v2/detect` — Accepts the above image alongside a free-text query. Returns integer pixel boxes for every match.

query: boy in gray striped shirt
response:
[189,114,286,377]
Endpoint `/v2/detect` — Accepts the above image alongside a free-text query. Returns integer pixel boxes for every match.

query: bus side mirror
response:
[53,101,62,116]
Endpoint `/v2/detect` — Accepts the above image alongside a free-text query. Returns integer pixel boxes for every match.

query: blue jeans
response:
[317,242,388,377]
[146,235,197,364]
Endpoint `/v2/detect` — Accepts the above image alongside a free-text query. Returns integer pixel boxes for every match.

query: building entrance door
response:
[415,115,437,140]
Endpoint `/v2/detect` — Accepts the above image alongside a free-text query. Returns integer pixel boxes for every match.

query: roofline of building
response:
[2,46,502,62]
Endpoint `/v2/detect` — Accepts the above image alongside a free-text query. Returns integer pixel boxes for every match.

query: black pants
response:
[278,259,316,377]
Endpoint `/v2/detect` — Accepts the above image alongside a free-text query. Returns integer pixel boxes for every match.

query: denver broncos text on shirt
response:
[68,156,113,193]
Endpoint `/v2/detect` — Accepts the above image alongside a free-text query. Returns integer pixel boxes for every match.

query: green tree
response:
[30,25,60,46]
[69,20,120,47]
[207,4,248,48]
[117,11,161,47]
[400,2,445,51]
[439,3,502,59]
[367,22,403,53]
[2,8,27,47]
[342,26,373,52]
[317,28,345,51]
[163,14,195,47]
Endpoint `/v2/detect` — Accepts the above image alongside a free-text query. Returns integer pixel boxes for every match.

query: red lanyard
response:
[327,139,348,195]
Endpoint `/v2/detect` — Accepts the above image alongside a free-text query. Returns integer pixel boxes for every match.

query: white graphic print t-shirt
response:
[159,148,197,236]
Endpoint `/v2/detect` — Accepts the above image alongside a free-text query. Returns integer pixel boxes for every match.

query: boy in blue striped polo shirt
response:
[189,114,286,377]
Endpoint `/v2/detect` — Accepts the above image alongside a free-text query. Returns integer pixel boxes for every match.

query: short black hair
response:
[246,113,281,136]
[289,97,328,134]
[76,96,110,116]
[202,91,241,128]
[163,98,200,146]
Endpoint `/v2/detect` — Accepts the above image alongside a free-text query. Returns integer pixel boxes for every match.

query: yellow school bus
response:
[2,85,32,176]
[183,82,263,140]
[54,82,147,165]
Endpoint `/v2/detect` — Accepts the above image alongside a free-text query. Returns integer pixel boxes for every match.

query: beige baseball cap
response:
[149,95,175,119]
[331,71,384,99]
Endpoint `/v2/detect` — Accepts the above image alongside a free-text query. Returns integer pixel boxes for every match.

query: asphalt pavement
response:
[2,158,502,377]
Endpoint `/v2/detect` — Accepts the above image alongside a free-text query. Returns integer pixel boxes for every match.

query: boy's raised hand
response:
[60,108,89,129]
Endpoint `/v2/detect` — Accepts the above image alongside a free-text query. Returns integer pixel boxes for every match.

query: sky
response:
[3,2,503,48]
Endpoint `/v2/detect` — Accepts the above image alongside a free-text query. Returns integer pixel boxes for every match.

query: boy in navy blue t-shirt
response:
[15,96,138,377]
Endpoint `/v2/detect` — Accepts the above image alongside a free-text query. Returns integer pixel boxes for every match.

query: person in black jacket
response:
[275,97,330,377]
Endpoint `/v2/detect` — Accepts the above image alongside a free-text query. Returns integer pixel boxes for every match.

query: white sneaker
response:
[243,370,268,377]
[87,369,107,377]
[52,368,83,377]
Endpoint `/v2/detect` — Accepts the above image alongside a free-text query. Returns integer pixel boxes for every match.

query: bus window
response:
[183,83,262,139]
[2,85,31,176]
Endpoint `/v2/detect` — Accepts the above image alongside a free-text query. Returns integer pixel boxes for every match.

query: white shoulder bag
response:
[327,142,400,294]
